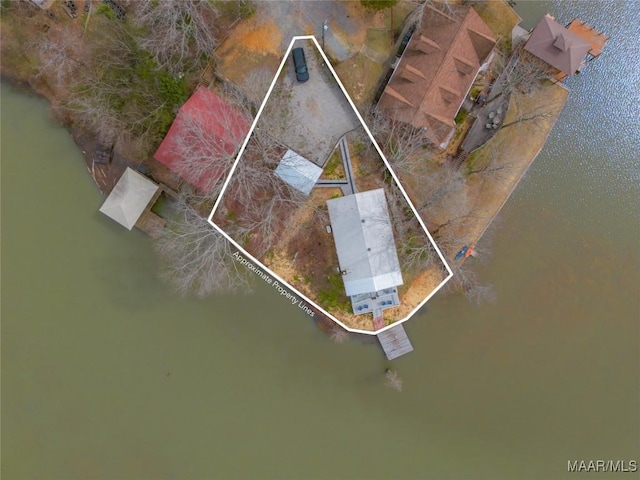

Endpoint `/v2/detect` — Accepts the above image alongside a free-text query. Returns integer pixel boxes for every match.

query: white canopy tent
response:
[99,167,159,230]
[275,149,323,195]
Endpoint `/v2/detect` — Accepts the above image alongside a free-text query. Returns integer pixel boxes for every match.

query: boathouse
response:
[99,167,161,232]
[523,15,593,80]
[153,86,250,193]
[326,189,403,324]
[377,5,497,149]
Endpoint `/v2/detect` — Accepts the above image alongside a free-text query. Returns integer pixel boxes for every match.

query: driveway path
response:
[270,38,360,167]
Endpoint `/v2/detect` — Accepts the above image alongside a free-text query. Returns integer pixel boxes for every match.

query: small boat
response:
[454,245,469,260]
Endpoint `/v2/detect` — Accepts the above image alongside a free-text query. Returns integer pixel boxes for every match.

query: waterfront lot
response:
[213,123,446,331]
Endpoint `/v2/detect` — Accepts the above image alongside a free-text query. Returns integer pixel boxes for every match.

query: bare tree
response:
[236,67,277,110]
[234,174,308,257]
[166,94,251,196]
[385,368,403,391]
[66,87,127,145]
[446,262,496,305]
[380,180,437,273]
[466,147,517,177]
[224,132,281,205]
[499,103,558,131]
[330,325,350,344]
[133,0,219,74]
[491,50,552,100]
[405,0,465,30]
[153,198,252,297]
[65,20,145,145]
[217,129,313,257]
[402,232,438,272]
[429,211,483,259]
[65,17,188,155]
[367,111,434,177]
[417,163,466,211]
[31,35,84,86]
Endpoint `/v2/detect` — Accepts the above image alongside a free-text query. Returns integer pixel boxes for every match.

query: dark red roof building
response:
[154,86,251,193]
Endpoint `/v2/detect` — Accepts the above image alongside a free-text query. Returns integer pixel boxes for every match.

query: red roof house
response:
[154,86,251,193]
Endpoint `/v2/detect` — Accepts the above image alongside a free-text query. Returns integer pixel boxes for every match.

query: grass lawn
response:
[335,52,386,110]
[472,0,521,53]
[366,28,393,55]
[322,148,346,180]
[461,81,570,244]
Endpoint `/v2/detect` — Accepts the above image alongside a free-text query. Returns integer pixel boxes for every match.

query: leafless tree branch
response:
[153,199,252,297]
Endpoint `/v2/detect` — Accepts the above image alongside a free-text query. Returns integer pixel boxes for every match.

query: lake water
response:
[2,1,638,478]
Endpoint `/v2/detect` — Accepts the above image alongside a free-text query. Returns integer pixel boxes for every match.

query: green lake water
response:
[2,1,638,478]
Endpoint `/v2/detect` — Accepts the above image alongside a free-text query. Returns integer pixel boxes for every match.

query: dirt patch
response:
[366,28,393,55]
[213,0,410,112]
[231,19,283,56]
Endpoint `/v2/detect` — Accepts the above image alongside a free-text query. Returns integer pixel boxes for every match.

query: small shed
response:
[326,189,403,297]
[275,149,323,195]
[99,168,159,230]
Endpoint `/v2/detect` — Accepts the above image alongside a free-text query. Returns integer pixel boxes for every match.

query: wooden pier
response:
[135,210,166,238]
[377,324,414,360]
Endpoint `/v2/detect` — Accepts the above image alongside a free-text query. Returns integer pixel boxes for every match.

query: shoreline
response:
[1,65,570,314]
[1,73,133,195]
[0,0,570,330]
[1,72,353,334]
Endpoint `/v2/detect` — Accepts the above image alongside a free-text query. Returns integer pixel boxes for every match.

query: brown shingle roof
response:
[378,5,496,148]
[524,15,592,76]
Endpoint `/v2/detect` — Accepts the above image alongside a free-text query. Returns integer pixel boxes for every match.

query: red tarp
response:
[153,86,251,193]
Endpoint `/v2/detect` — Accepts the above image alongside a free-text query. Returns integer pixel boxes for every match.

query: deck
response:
[135,210,166,238]
[567,19,609,58]
[377,324,414,360]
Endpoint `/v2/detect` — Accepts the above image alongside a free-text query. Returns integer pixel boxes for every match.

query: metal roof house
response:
[99,168,160,230]
[327,189,404,321]
[275,149,323,195]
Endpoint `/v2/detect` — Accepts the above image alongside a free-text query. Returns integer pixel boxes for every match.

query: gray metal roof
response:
[275,149,323,195]
[327,189,404,296]
[99,168,159,230]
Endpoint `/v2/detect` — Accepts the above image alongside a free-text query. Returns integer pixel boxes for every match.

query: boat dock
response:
[377,324,414,360]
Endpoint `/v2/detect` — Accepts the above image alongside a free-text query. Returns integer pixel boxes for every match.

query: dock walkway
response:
[377,324,414,360]
[339,137,357,195]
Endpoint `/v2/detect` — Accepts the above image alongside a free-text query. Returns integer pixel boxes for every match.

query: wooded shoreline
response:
[1,0,571,322]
